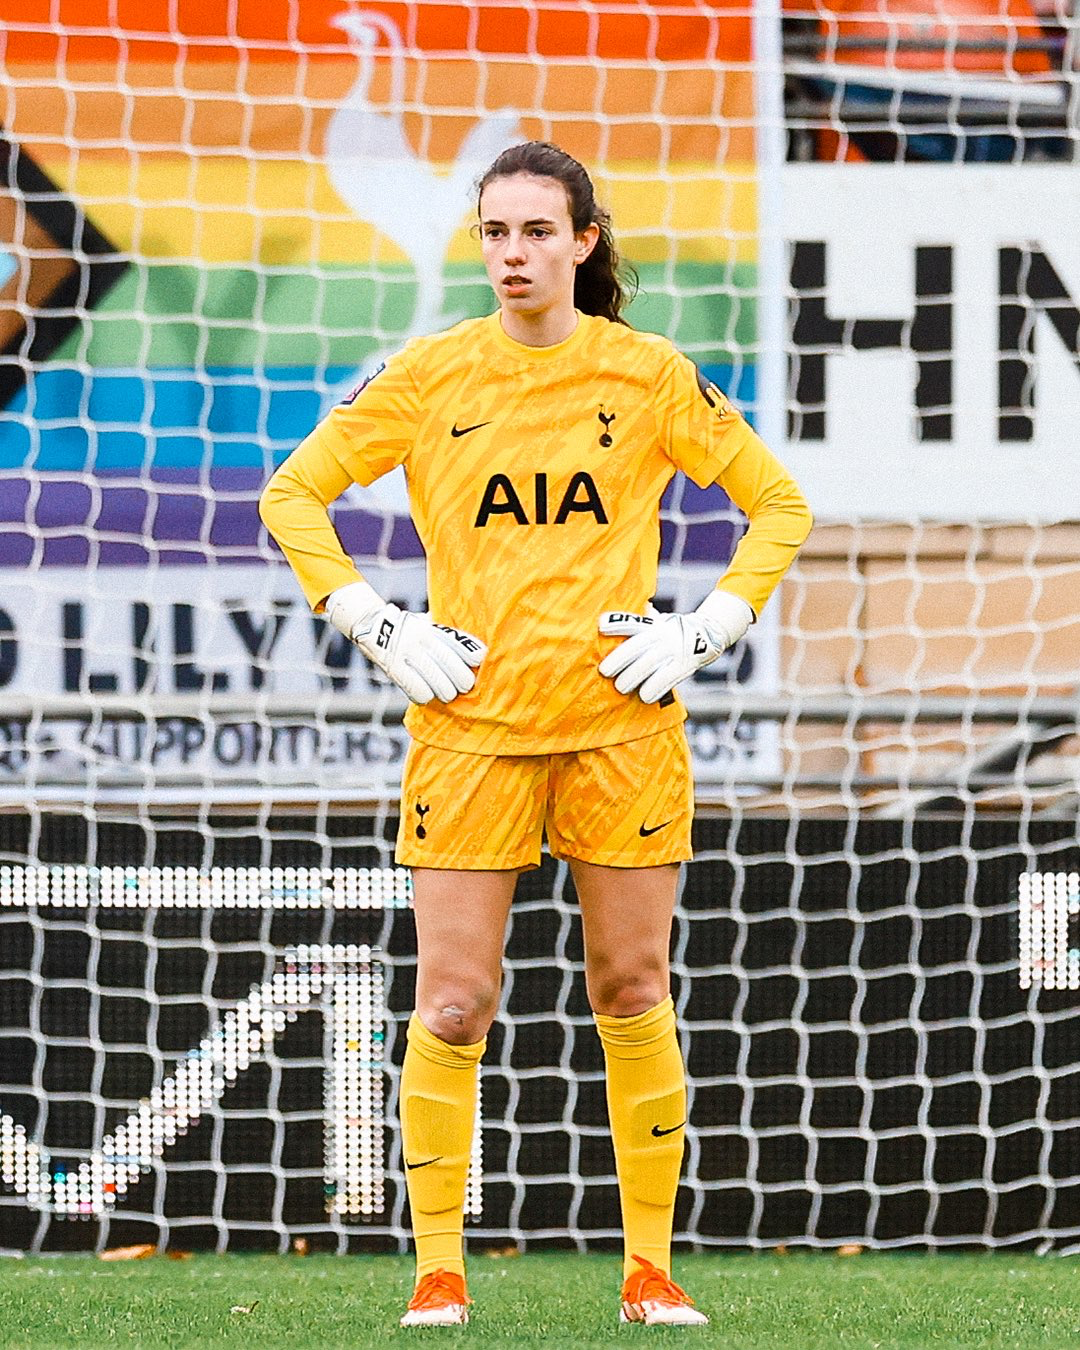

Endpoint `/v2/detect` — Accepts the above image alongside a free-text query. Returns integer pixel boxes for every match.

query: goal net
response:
[2,0,1080,1254]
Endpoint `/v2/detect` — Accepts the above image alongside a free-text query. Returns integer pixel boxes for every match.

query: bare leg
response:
[410,866,519,1044]
[571,859,679,1017]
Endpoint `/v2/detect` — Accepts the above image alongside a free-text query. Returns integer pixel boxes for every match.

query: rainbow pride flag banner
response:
[0,1,781,796]
[0,0,758,568]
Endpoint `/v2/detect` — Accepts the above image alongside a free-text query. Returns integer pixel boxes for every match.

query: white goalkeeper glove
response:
[598,589,755,704]
[325,581,486,705]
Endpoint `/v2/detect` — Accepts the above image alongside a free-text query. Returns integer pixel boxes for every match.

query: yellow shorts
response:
[395,726,693,870]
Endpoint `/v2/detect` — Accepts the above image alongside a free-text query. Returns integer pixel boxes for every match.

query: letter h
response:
[789,241,953,442]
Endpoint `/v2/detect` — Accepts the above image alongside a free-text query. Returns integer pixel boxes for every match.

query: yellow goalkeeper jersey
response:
[260,311,812,755]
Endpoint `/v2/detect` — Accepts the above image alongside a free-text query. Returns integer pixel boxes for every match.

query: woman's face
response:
[479,173,597,322]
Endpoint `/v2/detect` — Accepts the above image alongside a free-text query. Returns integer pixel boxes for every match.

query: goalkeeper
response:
[259,140,812,1328]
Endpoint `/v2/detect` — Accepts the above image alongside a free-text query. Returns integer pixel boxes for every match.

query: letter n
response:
[999,246,1080,442]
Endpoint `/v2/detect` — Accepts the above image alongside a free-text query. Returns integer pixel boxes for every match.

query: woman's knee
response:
[586,963,668,1019]
[416,978,501,1045]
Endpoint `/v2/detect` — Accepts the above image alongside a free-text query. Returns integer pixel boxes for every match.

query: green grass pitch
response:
[1,1252,1079,1348]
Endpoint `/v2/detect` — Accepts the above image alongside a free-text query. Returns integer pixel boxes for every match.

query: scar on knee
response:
[440,1004,467,1027]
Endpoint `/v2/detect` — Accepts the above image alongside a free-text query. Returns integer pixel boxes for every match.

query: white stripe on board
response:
[0,864,412,909]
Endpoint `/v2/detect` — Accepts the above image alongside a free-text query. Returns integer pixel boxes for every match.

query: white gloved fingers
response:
[423,620,484,695]
[389,617,462,702]
[598,627,658,679]
[389,658,438,705]
[336,590,486,705]
[405,651,456,703]
[599,610,677,693]
[638,662,684,704]
[613,644,669,695]
[423,638,477,696]
[599,599,739,702]
[432,624,487,669]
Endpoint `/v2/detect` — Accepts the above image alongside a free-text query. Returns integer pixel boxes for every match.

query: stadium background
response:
[2,0,1080,1256]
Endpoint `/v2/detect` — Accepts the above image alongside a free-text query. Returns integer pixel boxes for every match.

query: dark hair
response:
[477,141,637,325]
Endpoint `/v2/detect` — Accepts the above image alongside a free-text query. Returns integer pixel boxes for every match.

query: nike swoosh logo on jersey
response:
[451,421,492,438]
[651,1122,685,1137]
[406,1156,443,1169]
[639,820,672,837]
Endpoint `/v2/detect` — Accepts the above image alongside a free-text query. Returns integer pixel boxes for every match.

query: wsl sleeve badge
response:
[695,366,734,419]
[340,361,386,405]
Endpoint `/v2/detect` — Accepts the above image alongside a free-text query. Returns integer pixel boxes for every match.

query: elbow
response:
[758,482,814,548]
[258,471,286,534]
[258,471,296,561]
[799,495,815,544]
[782,479,814,546]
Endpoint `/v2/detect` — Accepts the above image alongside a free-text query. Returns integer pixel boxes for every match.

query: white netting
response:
[1,0,1080,1253]
[2,818,1079,1252]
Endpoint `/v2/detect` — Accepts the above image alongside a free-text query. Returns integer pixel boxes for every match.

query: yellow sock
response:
[400,1013,485,1282]
[594,996,687,1280]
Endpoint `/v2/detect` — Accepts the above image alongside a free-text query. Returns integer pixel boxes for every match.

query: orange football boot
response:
[400,1268,472,1327]
[620,1254,709,1326]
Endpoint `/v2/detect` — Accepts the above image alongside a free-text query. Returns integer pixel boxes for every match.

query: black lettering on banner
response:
[271,723,318,764]
[999,246,1080,442]
[553,471,608,525]
[173,604,228,691]
[96,721,121,760]
[0,720,30,772]
[225,601,292,689]
[270,724,300,764]
[474,473,529,527]
[61,602,119,693]
[131,602,153,692]
[313,619,357,691]
[178,722,205,763]
[213,723,247,766]
[81,717,107,759]
[150,722,177,764]
[912,247,954,441]
[0,609,16,688]
[38,722,61,761]
[119,722,140,761]
[789,240,953,442]
[336,728,365,762]
[126,722,143,760]
[534,471,548,524]
[337,727,401,764]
